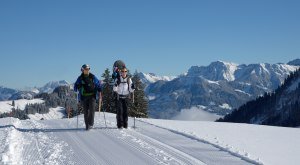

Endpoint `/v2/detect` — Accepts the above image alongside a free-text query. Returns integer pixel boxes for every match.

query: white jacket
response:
[113,76,134,95]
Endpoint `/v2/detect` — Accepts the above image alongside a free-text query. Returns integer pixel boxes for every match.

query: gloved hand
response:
[131,83,135,89]
[115,80,120,87]
[77,101,81,107]
[112,72,117,80]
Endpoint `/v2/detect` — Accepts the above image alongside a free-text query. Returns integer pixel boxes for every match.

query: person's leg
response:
[82,98,89,130]
[123,98,129,128]
[116,98,123,128]
[88,97,96,127]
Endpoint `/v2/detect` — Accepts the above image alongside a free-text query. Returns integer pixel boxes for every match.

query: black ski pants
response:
[116,98,129,128]
[81,96,96,127]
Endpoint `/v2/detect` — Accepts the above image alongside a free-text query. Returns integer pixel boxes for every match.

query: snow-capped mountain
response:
[147,60,299,119]
[0,86,18,101]
[0,80,71,101]
[187,61,238,81]
[8,91,37,100]
[218,68,300,127]
[38,80,71,93]
[137,72,176,87]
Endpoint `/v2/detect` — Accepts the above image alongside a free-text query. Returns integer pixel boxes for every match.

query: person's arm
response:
[93,75,102,93]
[128,78,135,93]
[113,81,118,93]
[74,77,81,92]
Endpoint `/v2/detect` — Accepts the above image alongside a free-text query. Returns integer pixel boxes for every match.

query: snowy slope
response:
[142,118,300,165]
[137,72,176,87]
[1,113,300,165]
[0,99,66,120]
[0,99,44,113]
[27,107,66,120]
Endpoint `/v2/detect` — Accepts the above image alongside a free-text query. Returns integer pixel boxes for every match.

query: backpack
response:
[116,76,133,100]
[112,60,126,81]
[80,73,95,94]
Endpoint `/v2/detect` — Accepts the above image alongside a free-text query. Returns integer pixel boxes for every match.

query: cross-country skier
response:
[74,64,102,130]
[113,67,135,129]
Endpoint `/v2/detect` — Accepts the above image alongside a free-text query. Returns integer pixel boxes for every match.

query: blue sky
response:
[0,0,299,89]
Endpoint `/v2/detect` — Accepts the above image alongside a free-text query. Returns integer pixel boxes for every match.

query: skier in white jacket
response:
[113,67,135,129]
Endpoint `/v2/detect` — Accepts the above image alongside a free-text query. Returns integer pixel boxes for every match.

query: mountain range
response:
[1,59,299,120]
[218,68,300,127]
[0,80,70,101]
[146,59,300,119]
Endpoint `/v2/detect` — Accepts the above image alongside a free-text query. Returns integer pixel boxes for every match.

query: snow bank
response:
[142,119,300,165]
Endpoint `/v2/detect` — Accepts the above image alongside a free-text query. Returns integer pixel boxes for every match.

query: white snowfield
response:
[0,99,44,113]
[1,113,300,165]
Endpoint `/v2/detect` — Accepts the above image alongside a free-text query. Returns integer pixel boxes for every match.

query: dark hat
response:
[81,64,90,72]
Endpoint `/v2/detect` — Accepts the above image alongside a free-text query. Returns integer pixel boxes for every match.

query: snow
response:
[0,99,45,114]
[214,60,238,81]
[142,119,300,165]
[219,103,232,110]
[235,89,252,96]
[147,95,156,101]
[2,121,24,164]
[28,107,66,120]
[172,106,221,121]
[206,79,220,85]
[1,113,300,165]
[141,73,176,83]
[259,63,270,74]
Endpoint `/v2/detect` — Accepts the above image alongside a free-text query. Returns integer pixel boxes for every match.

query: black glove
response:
[112,72,117,80]
[115,80,120,87]
[131,83,135,89]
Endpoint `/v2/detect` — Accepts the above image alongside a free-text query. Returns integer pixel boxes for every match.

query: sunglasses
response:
[121,71,127,73]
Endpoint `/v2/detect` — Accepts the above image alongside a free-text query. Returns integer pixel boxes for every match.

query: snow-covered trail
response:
[1,113,257,165]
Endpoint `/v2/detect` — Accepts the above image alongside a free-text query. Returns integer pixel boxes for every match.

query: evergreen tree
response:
[101,68,117,114]
[129,71,148,118]
[12,100,15,107]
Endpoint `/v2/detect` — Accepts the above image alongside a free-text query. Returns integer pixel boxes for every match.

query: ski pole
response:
[98,93,102,125]
[76,92,79,129]
[103,107,107,128]
[134,117,136,129]
[99,92,107,128]
[132,91,135,104]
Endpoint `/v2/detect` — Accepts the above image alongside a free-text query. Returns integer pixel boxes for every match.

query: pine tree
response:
[12,100,15,107]
[101,68,117,114]
[129,71,148,118]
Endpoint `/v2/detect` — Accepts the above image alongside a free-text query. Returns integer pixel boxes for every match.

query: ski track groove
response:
[94,120,205,165]
[122,128,206,165]
[0,129,9,162]
[99,128,165,164]
[60,120,156,165]
[97,120,172,164]
[23,120,46,164]
[135,119,258,165]
[0,115,260,165]
[55,120,116,165]
[18,120,74,165]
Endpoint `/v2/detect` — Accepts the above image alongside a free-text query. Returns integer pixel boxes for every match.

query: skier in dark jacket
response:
[74,64,102,130]
[113,67,135,129]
